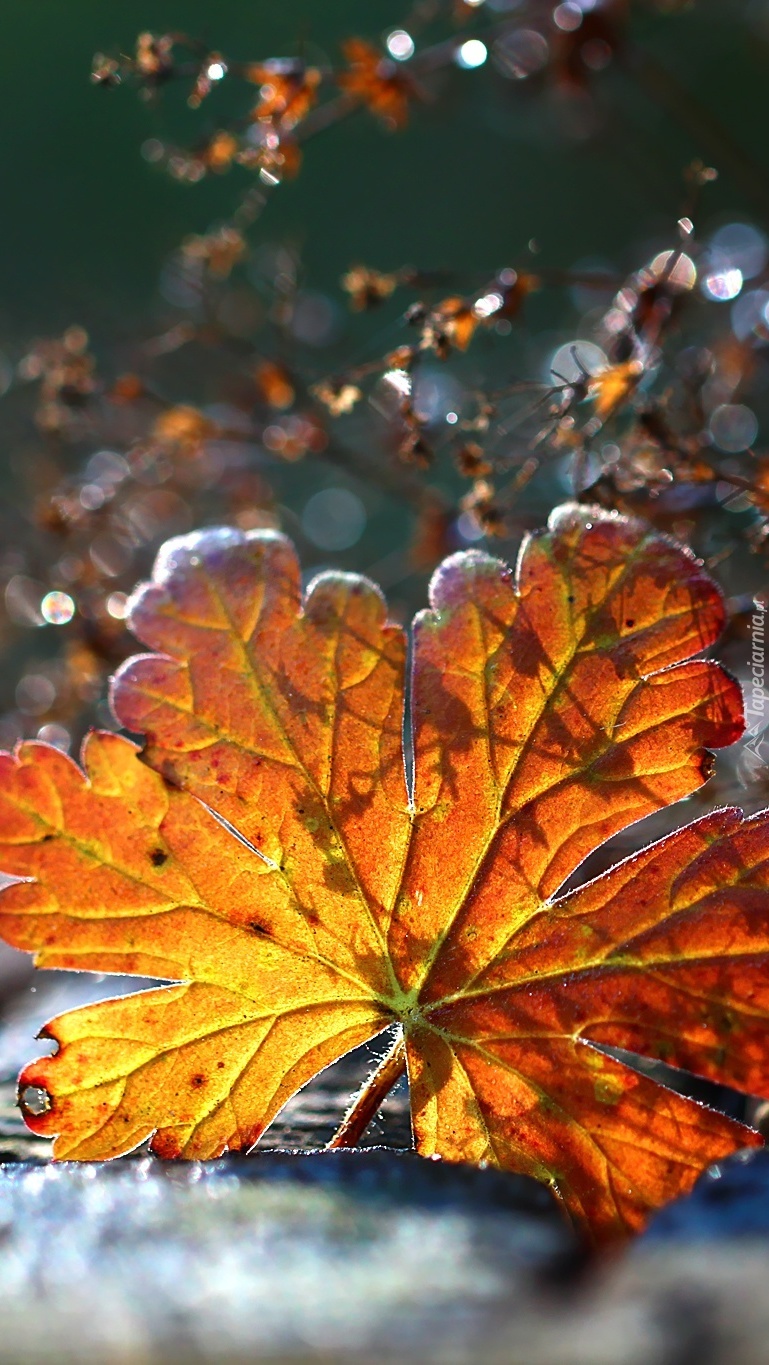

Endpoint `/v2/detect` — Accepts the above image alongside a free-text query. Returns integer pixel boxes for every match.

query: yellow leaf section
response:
[111,529,411,988]
[0,733,389,1157]
[22,986,382,1160]
[588,360,643,422]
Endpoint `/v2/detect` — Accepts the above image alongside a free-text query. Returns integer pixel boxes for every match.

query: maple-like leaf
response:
[1,504,768,1243]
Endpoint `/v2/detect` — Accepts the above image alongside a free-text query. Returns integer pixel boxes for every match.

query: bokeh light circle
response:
[548,340,607,384]
[302,488,367,552]
[41,591,75,626]
[708,403,758,453]
[710,222,768,281]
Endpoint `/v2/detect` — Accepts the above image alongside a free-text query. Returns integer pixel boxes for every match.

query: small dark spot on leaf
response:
[150,848,168,867]
[42,833,54,843]
[190,1074,206,1088]
[249,921,272,937]
[625,618,635,629]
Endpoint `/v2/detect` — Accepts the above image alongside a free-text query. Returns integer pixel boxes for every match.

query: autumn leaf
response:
[337,39,413,129]
[1,503,768,1244]
[245,60,321,132]
[588,359,644,422]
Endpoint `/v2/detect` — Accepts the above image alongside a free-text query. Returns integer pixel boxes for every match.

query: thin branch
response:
[327,1029,407,1149]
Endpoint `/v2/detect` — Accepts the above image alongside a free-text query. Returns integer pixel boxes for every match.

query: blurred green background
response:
[2,1,768,336]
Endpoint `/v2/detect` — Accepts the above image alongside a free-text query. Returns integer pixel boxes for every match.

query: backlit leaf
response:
[337,39,413,129]
[1,504,767,1242]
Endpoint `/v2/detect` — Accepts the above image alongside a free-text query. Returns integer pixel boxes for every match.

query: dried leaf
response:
[254,361,295,411]
[455,442,492,478]
[200,130,239,172]
[310,379,362,416]
[589,360,644,422]
[135,32,174,83]
[421,296,480,357]
[182,227,246,280]
[246,60,321,131]
[341,265,401,311]
[1,505,767,1243]
[460,478,505,535]
[151,406,217,454]
[338,40,413,129]
[237,133,302,181]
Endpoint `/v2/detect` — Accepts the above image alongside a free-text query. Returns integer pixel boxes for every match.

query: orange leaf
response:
[422,296,480,356]
[338,39,413,129]
[246,61,321,131]
[151,405,217,453]
[588,359,643,421]
[1,505,766,1243]
[0,733,390,1159]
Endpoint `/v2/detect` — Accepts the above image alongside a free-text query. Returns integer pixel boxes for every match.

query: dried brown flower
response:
[461,479,505,536]
[254,361,296,411]
[337,39,413,130]
[455,442,492,479]
[341,265,402,311]
[182,226,247,279]
[311,379,363,417]
[247,60,322,131]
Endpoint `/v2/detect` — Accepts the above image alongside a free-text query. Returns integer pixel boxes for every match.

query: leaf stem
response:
[327,1029,407,1149]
